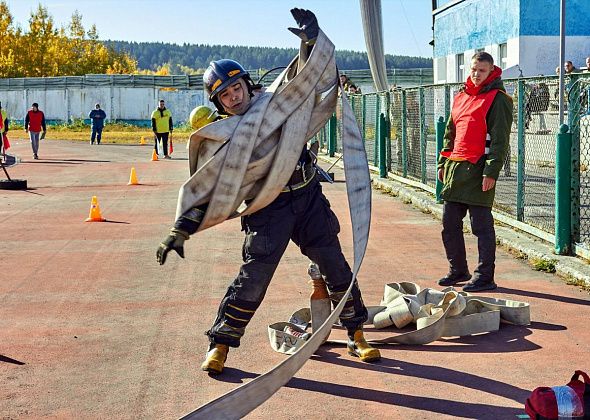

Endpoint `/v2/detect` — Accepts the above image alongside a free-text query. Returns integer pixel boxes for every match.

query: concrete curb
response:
[321,155,590,291]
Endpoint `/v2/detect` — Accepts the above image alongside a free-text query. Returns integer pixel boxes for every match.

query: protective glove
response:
[288,8,319,44]
[156,228,189,265]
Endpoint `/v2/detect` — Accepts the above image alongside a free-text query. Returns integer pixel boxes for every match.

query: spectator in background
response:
[348,85,362,94]
[24,102,46,160]
[584,56,590,72]
[88,103,106,145]
[339,74,360,95]
[0,101,9,158]
[388,86,403,167]
[525,82,550,134]
[564,60,579,75]
[151,99,173,159]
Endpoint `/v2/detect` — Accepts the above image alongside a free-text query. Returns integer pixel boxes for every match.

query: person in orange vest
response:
[24,102,46,160]
[437,51,513,292]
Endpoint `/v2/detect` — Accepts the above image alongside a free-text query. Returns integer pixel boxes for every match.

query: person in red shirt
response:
[24,102,46,160]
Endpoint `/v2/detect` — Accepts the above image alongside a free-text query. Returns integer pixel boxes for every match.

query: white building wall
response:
[519,35,590,76]
[434,36,521,85]
[506,37,520,71]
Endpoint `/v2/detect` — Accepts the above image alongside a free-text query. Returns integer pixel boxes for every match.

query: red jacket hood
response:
[464,65,502,95]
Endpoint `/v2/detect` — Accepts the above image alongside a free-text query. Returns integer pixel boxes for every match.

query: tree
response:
[0,1,136,77]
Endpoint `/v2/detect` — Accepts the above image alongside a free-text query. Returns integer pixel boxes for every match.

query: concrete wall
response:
[0,87,205,126]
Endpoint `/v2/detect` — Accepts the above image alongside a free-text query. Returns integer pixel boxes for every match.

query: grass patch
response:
[504,245,528,260]
[530,256,557,273]
[27,121,196,144]
[564,275,590,293]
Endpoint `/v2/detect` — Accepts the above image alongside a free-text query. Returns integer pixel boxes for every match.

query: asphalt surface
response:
[1,138,589,419]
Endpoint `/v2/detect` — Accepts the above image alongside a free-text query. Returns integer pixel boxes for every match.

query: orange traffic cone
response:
[140,136,146,145]
[85,196,106,222]
[128,167,139,185]
[151,149,158,161]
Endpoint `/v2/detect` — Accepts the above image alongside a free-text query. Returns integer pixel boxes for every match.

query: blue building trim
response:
[520,0,590,36]
[434,0,590,58]
[434,0,519,57]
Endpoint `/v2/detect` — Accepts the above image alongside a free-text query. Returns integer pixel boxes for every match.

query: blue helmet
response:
[203,59,250,101]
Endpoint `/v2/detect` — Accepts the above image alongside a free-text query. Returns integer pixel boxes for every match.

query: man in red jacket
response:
[437,52,513,292]
[24,102,46,160]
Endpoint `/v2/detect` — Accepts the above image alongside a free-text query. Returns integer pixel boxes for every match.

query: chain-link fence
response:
[323,73,590,256]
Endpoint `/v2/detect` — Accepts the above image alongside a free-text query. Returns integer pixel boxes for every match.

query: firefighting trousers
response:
[206,178,368,347]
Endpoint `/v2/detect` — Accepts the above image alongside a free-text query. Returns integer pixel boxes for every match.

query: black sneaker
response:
[438,271,471,287]
[463,279,497,292]
[33,154,38,160]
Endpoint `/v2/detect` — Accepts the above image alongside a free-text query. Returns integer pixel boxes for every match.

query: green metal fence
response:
[321,73,590,258]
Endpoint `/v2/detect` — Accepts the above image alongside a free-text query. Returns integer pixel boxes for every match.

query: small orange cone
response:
[85,196,106,222]
[140,136,146,145]
[151,149,158,161]
[128,167,139,185]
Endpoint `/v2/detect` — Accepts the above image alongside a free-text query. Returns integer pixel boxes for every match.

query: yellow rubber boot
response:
[201,344,229,374]
[347,329,381,362]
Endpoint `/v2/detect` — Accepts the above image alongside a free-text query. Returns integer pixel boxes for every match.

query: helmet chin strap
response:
[214,77,258,115]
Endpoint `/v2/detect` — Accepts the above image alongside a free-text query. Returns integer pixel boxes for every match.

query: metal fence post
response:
[567,74,581,244]
[374,94,380,166]
[435,116,445,203]
[419,87,427,183]
[516,79,525,222]
[401,89,408,177]
[378,113,387,178]
[555,124,572,255]
[328,113,336,157]
[385,92,391,171]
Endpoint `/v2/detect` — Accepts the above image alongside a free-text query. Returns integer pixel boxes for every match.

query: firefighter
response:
[156,9,380,375]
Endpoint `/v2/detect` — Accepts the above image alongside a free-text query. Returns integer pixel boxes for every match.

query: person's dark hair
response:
[32,102,39,108]
[471,51,494,65]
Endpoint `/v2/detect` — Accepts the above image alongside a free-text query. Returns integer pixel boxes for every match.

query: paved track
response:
[1,139,589,419]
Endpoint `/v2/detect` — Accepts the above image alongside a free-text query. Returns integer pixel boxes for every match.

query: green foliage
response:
[53,118,88,131]
[104,40,432,73]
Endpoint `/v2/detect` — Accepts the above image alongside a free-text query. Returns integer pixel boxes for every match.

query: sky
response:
[4,0,434,58]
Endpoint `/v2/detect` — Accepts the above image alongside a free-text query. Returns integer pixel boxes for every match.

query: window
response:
[436,56,447,83]
[456,53,464,82]
[499,43,508,69]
